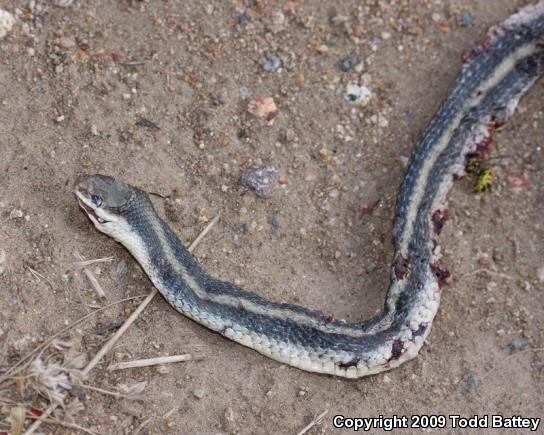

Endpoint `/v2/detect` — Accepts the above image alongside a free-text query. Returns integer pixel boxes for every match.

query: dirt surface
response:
[1,0,543,434]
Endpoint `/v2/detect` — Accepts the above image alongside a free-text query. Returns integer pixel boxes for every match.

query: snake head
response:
[75,174,135,233]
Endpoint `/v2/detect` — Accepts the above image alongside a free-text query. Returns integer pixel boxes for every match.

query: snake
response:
[74,2,544,378]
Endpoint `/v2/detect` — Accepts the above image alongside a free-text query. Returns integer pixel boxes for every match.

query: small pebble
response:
[339,56,357,72]
[262,57,281,72]
[116,260,127,276]
[111,51,124,62]
[277,176,288,185]
[353,25,364,37]
[9,209,23,219]
[58,36,76,48]
[486,282,497,292]
[465,371,481,393]
[193,387,206,399]
[238,13,250,26]
[460,12,475,28]
[223,407,236,431]
[267,215,280,232]
[431,13,442,23]
[377,114,389,128]
[247,96,278,121]
[537,266,544,283]
[304,170,317,182]
[316,44,329,54]
[0,9,15,39]
[156,365,171,374]
[239,86,251,98]
[241,166,277,197]
[507,338,531,354]
[0,248,6,274]
[370,37,382,49]
[319,147,332,162]
[282,128,295,143]
[267,10,286,34]
[344,83,372,106]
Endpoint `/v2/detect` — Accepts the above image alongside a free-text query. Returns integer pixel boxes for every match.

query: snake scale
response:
[75,2,544,378]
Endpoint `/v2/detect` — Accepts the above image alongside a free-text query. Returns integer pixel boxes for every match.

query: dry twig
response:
[108,354,202,371]
[133,417,152,435]
[0,406,98,435]
[30,414,98,435]
[75,252,107,299]
[77,383,138,400]
[296,409,329,435]
[24,264,54,289]
[72,256,114,269]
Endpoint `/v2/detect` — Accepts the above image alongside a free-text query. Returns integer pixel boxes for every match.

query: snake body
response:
[75,2,544,378]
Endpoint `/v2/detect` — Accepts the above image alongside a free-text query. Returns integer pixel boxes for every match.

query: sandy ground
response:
[0,0,543,434]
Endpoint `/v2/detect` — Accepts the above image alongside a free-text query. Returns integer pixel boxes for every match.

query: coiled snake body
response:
[75,3,544,378]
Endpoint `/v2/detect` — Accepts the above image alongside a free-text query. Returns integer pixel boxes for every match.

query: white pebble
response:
[9,209,23,219]
[0,248,6,274]
[537,266,544,283]
[0,9,15,39]
[345,83,372,106]
[378,114,389,128]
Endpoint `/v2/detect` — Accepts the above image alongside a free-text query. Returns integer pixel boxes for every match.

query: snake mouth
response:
[78,199,109,224]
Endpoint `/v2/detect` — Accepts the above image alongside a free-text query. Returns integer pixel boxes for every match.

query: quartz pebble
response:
[193,387,206,399]
[0,248,6,274]
[537,266,544,283]
[9,209,23,219]
[0,9,15,39]
[345,83,372,106]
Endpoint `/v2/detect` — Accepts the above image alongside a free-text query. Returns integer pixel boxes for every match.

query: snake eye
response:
[91,194,103,207]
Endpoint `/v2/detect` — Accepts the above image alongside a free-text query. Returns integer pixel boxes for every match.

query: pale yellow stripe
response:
[398,41,538,255]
